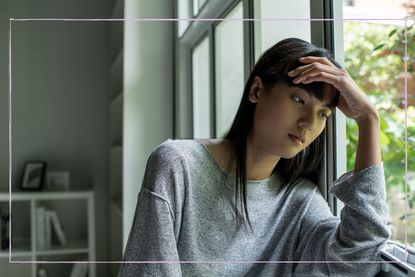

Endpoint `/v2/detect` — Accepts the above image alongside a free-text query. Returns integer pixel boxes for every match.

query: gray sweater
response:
[118,139,391,276]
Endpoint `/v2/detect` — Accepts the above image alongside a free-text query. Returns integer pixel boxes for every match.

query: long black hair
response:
[222,38,342,232]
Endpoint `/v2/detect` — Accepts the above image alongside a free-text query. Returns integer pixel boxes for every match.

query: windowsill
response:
[379,241,415,274]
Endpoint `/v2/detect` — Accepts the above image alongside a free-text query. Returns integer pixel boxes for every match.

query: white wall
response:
[123,0,174,249]
[0,1,112,276]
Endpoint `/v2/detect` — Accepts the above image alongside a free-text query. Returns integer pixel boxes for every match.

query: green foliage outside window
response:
[344,21,415,245]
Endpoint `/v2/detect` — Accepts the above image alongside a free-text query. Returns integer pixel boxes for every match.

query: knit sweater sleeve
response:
[118,143,187,277]
[293,162,391,276]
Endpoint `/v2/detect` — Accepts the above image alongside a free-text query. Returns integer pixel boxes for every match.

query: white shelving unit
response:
[109,0,124,276]
[0,191,96,277]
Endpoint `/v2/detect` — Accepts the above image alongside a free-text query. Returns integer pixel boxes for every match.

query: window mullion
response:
[209,25,216,138]
[243,0,254,81]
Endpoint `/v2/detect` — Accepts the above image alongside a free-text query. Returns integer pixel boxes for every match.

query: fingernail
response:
[287,70,294,76]
[299,57,306,60]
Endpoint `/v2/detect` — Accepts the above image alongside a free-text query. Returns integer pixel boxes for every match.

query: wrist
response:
[356,110,380,127]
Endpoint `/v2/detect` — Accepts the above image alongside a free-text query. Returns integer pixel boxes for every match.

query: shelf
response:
[35,239,89,256]
[0,187,95,276]
[0,191,93,201]
[0,257,32,276]
[0,250,32,258]
[0,239,31,258]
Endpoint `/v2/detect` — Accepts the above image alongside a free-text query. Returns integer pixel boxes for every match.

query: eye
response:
[321,113,330,119]
[291,95,304,105]
[292,94,331,119]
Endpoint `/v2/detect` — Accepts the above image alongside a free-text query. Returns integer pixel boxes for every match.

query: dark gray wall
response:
[1,1,112,276]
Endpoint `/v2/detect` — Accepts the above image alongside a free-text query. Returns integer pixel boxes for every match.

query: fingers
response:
[291,64,340,84]
[287,56,344,89]
[299,56,337,67]
[301,72,342,88]
[287,56,338,78]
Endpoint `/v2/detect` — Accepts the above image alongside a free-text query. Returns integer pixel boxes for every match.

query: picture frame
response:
[20,161,47,191]
[46,171,70,191]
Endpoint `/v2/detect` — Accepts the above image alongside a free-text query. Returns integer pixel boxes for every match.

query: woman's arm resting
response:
[293,163,391,276]
[354,111,382,173]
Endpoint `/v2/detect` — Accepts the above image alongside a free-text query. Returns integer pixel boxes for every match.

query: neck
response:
[224,137,281,181]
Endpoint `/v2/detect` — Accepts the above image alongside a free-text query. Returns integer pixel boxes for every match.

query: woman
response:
[118,38,390,276]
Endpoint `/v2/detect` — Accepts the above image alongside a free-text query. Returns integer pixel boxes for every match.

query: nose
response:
[298,109,316,131]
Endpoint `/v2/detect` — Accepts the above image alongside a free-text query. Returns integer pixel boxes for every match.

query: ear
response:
[248,76,263,103]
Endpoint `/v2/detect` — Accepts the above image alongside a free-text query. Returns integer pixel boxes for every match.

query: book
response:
[50,210,67,246]
[45,210,52,249]
[69,263,88,277]
[38,268,48,277]
[36,206,46,250]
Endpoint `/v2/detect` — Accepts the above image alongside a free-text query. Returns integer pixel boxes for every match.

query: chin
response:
[281,152,299,160]
[274,148,301,160]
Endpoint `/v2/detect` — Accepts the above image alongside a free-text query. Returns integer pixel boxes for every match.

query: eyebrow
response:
[321,101,336,110]
[297,89,336,110]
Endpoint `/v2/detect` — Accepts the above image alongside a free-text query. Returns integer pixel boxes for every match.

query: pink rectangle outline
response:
[7,16,414,267]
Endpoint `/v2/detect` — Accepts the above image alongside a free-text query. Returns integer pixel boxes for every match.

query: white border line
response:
[7,16,412,266]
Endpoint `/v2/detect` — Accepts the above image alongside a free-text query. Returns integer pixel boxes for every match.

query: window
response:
[343,3,415,248]
[193,0,199,16]
[214,2,244,137]
[253,0,311,59]
[192,37,211,138]
[175,0,415,274]
[192,0,208,16]
[178,0,190,37]
[342,1,415,273]
[343,0,353,6]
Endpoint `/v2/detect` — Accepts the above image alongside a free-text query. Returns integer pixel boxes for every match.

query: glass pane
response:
[343,17,415,247]
[253,0,311,60]
[214,2,244,137]
[178,0,190,37]
[192,37,211,139]
[199,0,207,10]
[193,0,199,16]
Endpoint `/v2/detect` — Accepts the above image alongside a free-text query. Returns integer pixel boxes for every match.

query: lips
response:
[288,134,304,143]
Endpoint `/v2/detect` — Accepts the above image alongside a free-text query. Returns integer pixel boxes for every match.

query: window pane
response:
[193,0,199,16]
[199,0,207,10]
[343,16,415,247]
[192,37,211,139]
[214,2,244,137]
[253,0,311,60]
[178,0,190,37]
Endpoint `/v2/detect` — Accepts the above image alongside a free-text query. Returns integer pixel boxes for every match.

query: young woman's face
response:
[249,77,337,159]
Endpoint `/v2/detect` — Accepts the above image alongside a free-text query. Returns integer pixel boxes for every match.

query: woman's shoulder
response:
[148,138,208,165]
[150,138,191,161]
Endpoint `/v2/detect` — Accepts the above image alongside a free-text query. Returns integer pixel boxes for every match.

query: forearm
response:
[354,112,382,173]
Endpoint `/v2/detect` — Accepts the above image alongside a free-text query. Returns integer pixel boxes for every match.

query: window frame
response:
[174,0,345,212]
[174,0,415,274]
